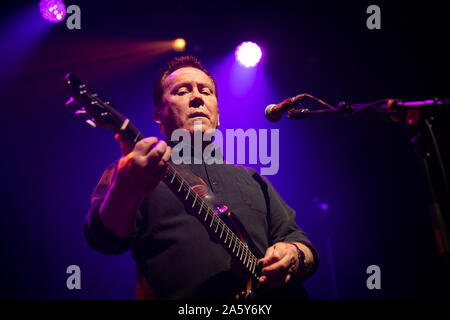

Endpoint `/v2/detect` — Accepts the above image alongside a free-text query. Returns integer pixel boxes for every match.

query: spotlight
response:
[235,41,262,68]
[172,38,186,52]
[39,0,66,23]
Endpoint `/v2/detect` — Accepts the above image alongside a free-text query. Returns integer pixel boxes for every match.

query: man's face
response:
[156,67,219,139]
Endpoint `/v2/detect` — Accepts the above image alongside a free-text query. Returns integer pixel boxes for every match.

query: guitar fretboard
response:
[163,163,260,279]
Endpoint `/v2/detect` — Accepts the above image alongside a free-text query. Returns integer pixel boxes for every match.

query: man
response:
[85,56,319,299]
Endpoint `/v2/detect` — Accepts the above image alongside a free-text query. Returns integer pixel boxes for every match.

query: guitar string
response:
[165,165,251,259]
[165,165,259,276]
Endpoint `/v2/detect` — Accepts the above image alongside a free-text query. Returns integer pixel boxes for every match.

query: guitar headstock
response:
[63,74,143,144]
[64,73,126,132]
[63,73,143,145]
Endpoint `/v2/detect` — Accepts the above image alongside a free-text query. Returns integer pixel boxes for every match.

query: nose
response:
[189,88,204,108]
[190,97,203,108]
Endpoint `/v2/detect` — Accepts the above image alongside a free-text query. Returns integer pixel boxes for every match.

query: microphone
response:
[265,96,302,122]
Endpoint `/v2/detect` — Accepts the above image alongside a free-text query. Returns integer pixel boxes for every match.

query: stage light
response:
[39,0,66,23]
[235,42,262,68]
[172,38,186,52]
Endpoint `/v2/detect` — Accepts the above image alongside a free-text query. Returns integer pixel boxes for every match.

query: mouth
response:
[188,112,209,119]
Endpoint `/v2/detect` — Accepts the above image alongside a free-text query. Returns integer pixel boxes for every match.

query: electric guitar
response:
[64,73,307,300]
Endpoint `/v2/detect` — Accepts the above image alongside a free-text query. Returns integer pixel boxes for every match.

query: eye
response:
[176,87,189,95]
[201,88,212,95]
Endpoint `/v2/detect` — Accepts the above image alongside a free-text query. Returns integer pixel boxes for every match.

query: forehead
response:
[163,67,215,90]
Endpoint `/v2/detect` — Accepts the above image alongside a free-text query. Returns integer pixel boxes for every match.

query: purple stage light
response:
[39,0,66,23]
[312,197,329,212]
[235,42,262,68]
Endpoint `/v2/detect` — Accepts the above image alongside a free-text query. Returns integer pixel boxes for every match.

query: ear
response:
[217,111,220,127]
[153,108,165,136]
[153,108,161,125]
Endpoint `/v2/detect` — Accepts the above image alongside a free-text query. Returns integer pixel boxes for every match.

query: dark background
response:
[0,0,449,299]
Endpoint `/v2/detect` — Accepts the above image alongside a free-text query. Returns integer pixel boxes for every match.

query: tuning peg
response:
[85,119,97,128]
[65,97,75,106]
[75,108,86,115]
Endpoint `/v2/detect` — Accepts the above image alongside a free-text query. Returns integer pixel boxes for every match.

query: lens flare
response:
[235,41,262,68]
[39,0,66,23]
[172,38,186,52]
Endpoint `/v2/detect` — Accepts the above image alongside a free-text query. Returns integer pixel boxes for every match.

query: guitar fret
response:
[219,223,225,238]
[198,201,203,215]
[214,220,220,233]
[245,251,250,268]
[170,172,176,184]
[185,188,190,200]
[178,181,183,192]
[204,210,209,221]
[209,215,214,227]
[228,238,232,248]
[191,195,197,208]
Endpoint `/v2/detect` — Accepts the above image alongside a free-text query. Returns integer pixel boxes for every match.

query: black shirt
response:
[85,154,319,299]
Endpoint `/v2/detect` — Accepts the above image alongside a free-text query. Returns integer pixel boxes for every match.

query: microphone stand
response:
[288,97,450,288]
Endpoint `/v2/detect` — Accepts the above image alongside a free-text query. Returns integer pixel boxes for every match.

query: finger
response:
[145,140,168,167]
[261,254,292,277]
[260,245,284,267]
[161,146,172,162]
[259,246,275,265]
[262,253,292,272]
[155,146,172,170]
[134,137,159,156]
[118,152,134,171]
[115,134,133,156]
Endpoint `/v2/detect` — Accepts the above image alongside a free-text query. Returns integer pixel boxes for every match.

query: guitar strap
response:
[136,163,232,300]
[176,163,265,256]
[173,164,231,218]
